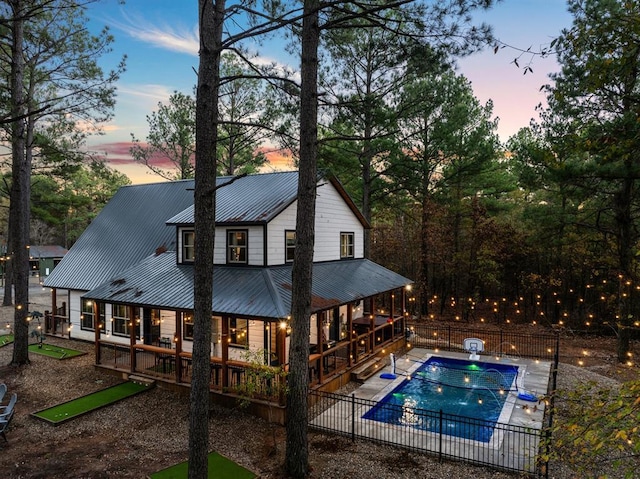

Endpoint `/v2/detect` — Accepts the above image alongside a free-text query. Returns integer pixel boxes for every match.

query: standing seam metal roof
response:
[43,180,195,291]
[82,253,412,319]
[166,171,299,225]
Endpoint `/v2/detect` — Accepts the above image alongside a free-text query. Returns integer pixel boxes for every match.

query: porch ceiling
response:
[82,252,412,319]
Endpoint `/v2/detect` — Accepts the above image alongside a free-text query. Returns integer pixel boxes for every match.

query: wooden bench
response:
[351,356,384,383]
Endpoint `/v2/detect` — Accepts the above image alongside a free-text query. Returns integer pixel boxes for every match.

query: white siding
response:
[266,202,297,265]
[265,181,364,265]
[213,225,265,265]
[314,182,364,261]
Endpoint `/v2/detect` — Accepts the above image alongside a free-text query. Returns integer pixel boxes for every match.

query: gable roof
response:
[44,179,195,291]
[167,171,300,225]
[166,171,369,227]
[43,170,370,293]
[82,253,411,319]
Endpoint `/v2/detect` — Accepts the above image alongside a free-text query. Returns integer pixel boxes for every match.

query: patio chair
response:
[0,392,16,419]
[0,383,6,403]
[0,392,15,442]
[0,408,14,442]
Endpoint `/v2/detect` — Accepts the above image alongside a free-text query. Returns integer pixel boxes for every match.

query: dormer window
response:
[340,232,354,259]
[285,230,296,262]
[182,230,195,263]
[227,230,248,264]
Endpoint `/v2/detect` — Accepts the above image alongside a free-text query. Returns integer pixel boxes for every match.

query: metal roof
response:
[29,245,68,259]
[167,171,299,225]
[82,254,412,319]
[43,180,195,291]
[44,171,372,294]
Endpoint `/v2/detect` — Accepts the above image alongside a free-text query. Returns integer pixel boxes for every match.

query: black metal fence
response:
[308,389,547,477]
[407,323,560,361]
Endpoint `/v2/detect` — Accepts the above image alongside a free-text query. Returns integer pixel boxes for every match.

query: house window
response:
[183,312,194,340]
[229,318,248,347]
[182,230,195,262]
[80,301,105,332]
[112,304,140,338]
[340,232,354,259]
[285,230,296,262]
[227,230,247,264]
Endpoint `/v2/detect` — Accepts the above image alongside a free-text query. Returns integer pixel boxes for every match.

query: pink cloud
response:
[90,141,185,170]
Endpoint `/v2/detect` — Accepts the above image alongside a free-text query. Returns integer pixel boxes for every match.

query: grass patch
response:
[0,334,14,347]
[149,451,256,479]
[31,381,152,425]
[28,342,85,359]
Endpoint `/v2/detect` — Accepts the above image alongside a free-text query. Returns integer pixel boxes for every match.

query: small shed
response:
[29,245,68,278]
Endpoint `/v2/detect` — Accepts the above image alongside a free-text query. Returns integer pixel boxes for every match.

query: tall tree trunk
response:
[9,0,30,366]
[189,1,223,477]
[615,174,634,362]
[285,1,319,477]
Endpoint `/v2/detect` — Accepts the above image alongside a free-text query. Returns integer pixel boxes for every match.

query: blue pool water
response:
[362,356,519,442]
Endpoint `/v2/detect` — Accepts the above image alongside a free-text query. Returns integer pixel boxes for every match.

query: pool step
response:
[351,357,384,383]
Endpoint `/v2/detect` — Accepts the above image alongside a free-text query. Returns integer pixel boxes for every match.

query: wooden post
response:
[94,300,101,364]
[347,304,353,366]
[390,292,396,339]
[129,305,136,372]
[175,311,182,382]
[221,316,229,388]
[50,288,56,334]
[369,297,376,351]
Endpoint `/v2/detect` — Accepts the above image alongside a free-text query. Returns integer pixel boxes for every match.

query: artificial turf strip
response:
[149,451,256,479]
[0,334,14,347]
[31,381,152,425]
[28,342,85,359]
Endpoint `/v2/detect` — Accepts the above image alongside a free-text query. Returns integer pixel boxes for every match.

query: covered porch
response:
[88,287,409,405]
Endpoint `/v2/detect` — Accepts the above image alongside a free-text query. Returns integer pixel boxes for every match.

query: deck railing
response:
[96,341,285,403]
[308,389,547,477]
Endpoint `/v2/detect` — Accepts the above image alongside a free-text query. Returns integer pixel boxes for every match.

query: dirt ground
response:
[0,288,637,478]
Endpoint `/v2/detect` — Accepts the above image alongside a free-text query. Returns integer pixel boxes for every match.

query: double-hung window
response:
[182,230,195,263]
[229,318,249,347]
[81,301,105,332]
[112,304,140,338]
[183,312,194,340]
[285,230,296,262]
[227,230,248,264]
[340,232,354,259]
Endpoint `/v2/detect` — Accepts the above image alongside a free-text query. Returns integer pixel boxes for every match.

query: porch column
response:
[390,292,396,340]
[94,300,101,365]
[402,287,407,338]
[369,297,375,351]
[221,316,229,388]
[347,303,354,367]
[128,305,136,372]
[175,311,182,382]
[49,288,56,334]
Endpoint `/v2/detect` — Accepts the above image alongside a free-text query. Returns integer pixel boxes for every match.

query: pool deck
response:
[311,347,552,473]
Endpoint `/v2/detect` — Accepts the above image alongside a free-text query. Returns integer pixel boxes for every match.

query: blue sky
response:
[85,0,573,183]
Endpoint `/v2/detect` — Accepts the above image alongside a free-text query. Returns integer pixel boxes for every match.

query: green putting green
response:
[31,381,152,425]
[150,451,256,479]
[28,342,85,359]
[0,334,14,346]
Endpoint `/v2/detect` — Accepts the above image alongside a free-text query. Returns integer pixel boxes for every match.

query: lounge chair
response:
[0,383,6,404]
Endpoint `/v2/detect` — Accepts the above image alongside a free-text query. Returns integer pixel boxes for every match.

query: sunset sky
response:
[85,0,573,184]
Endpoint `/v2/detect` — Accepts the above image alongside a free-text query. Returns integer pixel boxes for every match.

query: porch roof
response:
[82,252,412,319]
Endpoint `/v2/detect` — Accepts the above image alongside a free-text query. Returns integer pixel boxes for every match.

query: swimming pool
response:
[362,356,519,442]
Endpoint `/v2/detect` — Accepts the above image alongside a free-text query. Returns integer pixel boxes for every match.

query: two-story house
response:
[43,171,412,409]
